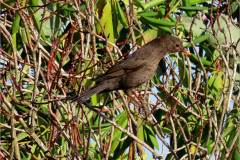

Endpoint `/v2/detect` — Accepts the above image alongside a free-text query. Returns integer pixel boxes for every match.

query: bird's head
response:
[162,35,191,56]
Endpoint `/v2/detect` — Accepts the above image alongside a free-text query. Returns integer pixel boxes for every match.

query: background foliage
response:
[0,0,239,159]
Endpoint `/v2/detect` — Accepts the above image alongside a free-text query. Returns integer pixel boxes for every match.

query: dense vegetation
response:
[0,0,239,159]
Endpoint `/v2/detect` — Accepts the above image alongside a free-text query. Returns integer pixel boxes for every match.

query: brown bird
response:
[68,34,190,102]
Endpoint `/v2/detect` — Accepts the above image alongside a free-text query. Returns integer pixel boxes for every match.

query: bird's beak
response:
[182,48,191,56]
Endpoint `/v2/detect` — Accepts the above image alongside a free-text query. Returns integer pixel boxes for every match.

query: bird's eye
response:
[176,44,180,48]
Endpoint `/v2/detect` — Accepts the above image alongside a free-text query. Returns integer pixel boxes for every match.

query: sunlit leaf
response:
[182,17,205,37]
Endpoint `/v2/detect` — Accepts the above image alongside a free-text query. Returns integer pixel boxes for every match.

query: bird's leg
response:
[135,88,152,119]
[125,89,142,108]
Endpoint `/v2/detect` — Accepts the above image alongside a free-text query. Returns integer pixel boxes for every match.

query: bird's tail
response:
[65,82,108,103]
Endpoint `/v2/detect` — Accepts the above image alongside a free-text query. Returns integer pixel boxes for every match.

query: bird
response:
[66,34,191,103]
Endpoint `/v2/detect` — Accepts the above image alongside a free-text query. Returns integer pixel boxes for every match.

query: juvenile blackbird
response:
[68,34,190,102]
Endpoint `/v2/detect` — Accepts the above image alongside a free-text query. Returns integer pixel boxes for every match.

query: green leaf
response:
[140,16,177,26]
[20,151,28,160]
[12,13,21,51]
[186,34,210,47]
[21,29,28,43]
[138,11,158,17]
[138,119,144,141]
[157,26,173,33]
[233,142,240,160]
[168,0,181,14]
[231,1,239,18]
[142,0,166,10]
[229,68,240,82]
[182,0,196,17]
[136,153,148,160]
[178,58,189,88]
[91,94,99,106]
[134,0,144,10]
[200,43,214,60]
[142,29,158,44]
[104,13,114,43]
[169,0,180,7]
[121,0,129,6]
[189,54,212,67]
[96,2,114,42]
[63,4,77,12]
[16,104,29,112]
[212,73,223,91]
[116,0,128,28]
[12,13,21,35]
[110,111,128,154]
[190,0,209,5]
[221,127,238,159]
[145,125,159,150]
[208,76,215,88]
[29,0,62,41]
[112,0,120,39]
[179,6,209,11]
[60,137,67,155]
[0,0,16,9]
[210,15,240,52]
[222,121,236,139]
[182,17,205,37]
[212,74,223,97]
[29,0,38,11]
[29,11,47,41]
[17,132,29,141]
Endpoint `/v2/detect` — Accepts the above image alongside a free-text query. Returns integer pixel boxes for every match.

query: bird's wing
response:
[95,57,147,82]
